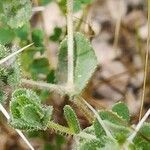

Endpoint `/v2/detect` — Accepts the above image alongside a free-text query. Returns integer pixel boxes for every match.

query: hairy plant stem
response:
[139,0,150,121]
[21,79,67,94]
[48,121,97,140]
[67,0,74,89]
[0,43,33,65]
[0,104,34,150]
[48,121,74,135]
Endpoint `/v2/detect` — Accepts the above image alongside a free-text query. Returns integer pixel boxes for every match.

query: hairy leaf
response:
[0,0,32,28]
[64,105,81,134]
[112,102,130,122]
[10,88,53,131]
[56,32,98,94]
[74,135,120,150]
[94,118,105,138]
[133,123,150,150]
[99,110,128,126]
[0,27,15,44]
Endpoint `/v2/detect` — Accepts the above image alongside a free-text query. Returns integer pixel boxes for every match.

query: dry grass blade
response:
[139,0,150,121]
[81,97,114,140]
[0,43,33,65]
[127,108,150,143]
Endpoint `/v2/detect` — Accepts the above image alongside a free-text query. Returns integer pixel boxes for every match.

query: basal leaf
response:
[56,32,98,95]
[112,102,130,122]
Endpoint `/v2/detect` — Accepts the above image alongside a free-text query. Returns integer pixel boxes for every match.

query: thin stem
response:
[139,0,150,121]
[81,97,114,140]
[0,104,34,150]
[0,43,33,65]
[21,79,67,94]
[48,121,97,140]
[127,108,150,143]
[48,121,74,135]
[32,6,45,12]
[67,0,74,88]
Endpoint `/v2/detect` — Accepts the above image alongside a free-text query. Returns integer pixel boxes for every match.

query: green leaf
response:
[94,110,130,143]
[73,0,93,12]
[32,29,44,47]
[80,0,93,4]
[39,0,53,5]
[0,0,32,28]
[63,105,81,134]
[49,27,62,42]
[56,32,98,94]
[104,120,130,144]
[94,119,105,138]
[134,123,150,150]
[0,27,15,44]
[21,48,36,72]
[15,23,30,40]
[30,58,50,78]
[99,110,128,126]
[7,58,21,88]
[10,88,53,131]
[75,135,120,150]
[47,70,56,84]
[112,102,130,122]
[22,104,43,125]
[0,46,20,89]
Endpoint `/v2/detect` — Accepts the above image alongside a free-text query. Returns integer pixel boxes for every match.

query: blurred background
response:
[0,0,150,149]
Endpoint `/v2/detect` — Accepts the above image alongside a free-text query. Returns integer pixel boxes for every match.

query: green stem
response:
[48,121,98,140]
[48,121,74,135]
